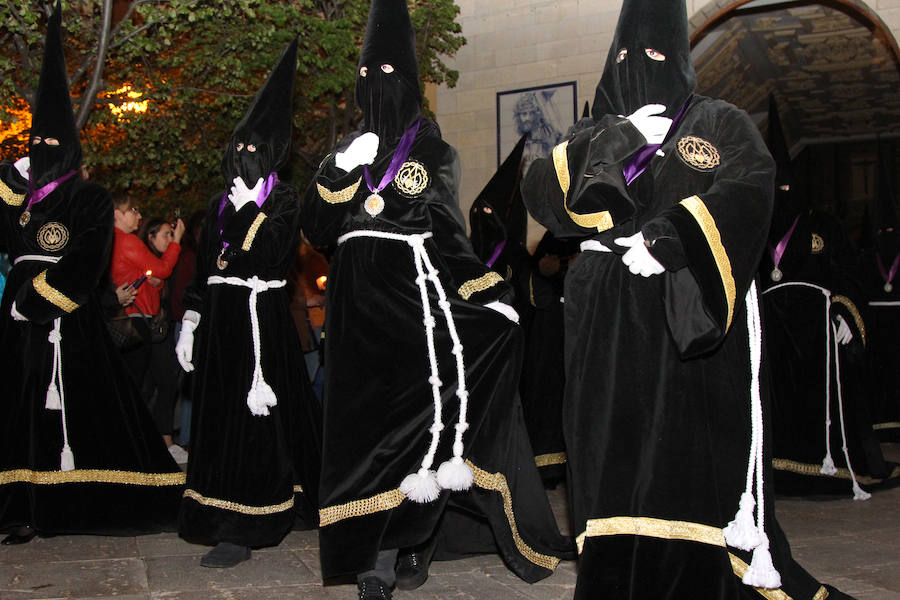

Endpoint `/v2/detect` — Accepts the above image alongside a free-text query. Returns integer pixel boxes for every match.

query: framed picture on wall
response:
[496,81,578,174]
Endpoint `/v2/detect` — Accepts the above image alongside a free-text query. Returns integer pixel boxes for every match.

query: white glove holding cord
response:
[176,310,201,372]
[228,176,263,212]
[615,232,665,277]
[13,157,30,180]
[485,301,519,324]
[833,314,853,345]
[626,104,672,145]
[335,132,379,173]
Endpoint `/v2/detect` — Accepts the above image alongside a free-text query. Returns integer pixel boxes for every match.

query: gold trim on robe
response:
[240,212,267,251]
[183,488,294,515]
[679,195,736,330]
[576,516,726,553]
[318,460,560,571]
[874,421,900,431]
[772,458,898,486]
[0,468,185,486]
[535,452,567,468]
[552,141,613,232]
[0,179,25,206]
[830,295,866,347]
[458,272,503,300]
[317,177,362,204]
[33,270,79,313]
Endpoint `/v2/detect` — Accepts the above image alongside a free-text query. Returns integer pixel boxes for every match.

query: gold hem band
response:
[679,195,736,331]
[576,516,726,554]
[535,452,567,468]
[183,488,294,515]
[0,468,185,486]
[772,458,898,486]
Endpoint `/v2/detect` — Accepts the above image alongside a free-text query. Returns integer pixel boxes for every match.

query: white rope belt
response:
[762,281,869,500]
[13,254,73,471]
[207,275,286,416]
[580,240,612,253]
[337,229,475,502]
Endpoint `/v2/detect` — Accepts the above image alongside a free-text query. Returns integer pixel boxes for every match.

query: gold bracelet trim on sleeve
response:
[576,516,726,554]
[772,458,896,486]
[317,177,362,204]
[458,271,504,300]
[293,484,304,493]
[183,488,294,515]
[0,468,185,486]
[535,452,567,468]
[0,179,25,206]
[679,195,736,331]
[240,212,267,251]
[831,295,866,347]
[728,553,800,600]
[33,270,79,313]
[552,141,613,232]
[468,460,561,571]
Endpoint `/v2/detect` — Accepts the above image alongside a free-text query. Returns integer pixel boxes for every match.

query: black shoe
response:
[395,545,434,591]
[2,526,37,545]
[357,575,392,600]
[200,542,251,568]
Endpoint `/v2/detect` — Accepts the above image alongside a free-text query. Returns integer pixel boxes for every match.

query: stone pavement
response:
[2,444,898,600]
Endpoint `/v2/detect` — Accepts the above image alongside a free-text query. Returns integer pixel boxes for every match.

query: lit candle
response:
[316,275,327,291]
[131,269,152,289]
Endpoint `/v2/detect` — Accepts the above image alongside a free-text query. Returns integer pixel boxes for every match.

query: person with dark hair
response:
[111,200,186,463]
[521,0,855,597]
[175,38,321,569]
[304,2,571,598]
[0,2,183,545]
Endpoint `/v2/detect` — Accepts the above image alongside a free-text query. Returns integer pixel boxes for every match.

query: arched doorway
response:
[689,0,900,244]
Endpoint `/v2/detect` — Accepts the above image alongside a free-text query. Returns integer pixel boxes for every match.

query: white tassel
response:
[60,444,75,472]
[724,491,761,551]
[852,482,872,501]
[820,455,837,476]
[742,538,782,589]
[437,456,474,491]
[45,383,61,410]
[246,378,277,416]
[400,468,441,503]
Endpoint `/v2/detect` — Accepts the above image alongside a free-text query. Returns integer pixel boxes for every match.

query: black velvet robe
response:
[858,247,900,443]
[759,210,895,495]
[179,182,321,548]
[0,163,184,536]
[522,96,849,599]
[303,119,572,581]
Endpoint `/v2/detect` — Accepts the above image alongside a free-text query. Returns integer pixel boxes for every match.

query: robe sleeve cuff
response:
[831,295,866,347]
[458,271,505,302]
[14,269,80,324]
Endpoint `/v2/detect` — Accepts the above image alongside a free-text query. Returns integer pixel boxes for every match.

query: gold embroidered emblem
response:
[811,233,825,254]
[677,136,721,171]
[37,222,69,252]
[393,160,429,197]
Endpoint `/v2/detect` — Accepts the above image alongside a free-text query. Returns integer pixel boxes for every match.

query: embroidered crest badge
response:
[811,233,825,254]
[393,160,430,197]
[37,222,69,252]
[676,136,721,171]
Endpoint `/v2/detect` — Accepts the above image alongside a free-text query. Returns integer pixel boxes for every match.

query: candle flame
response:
[145,270,152,276]
[316,275,327,291]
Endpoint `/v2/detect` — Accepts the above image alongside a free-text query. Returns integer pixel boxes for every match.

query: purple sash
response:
[363,118,421,195]
[768,215,800,270]
[25,169,77,212]
[218,172,279,249]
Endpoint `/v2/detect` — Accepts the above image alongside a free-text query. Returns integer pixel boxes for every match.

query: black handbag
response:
[105,310,146,350]
[146,307,170,344]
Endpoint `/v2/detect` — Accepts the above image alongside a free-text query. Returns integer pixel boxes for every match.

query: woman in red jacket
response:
[110,195,186,462]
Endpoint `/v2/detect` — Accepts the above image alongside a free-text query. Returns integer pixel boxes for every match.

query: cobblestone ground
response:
[1,444,898,600]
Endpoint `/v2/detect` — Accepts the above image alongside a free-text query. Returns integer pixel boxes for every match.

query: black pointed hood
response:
[592,0,695,120]
[874,148,900,258]
[767,94,806,220]
[222,37,298,185]
[581,101,590,119]
[356,0,421,144]
[469,134,528,261]
[29,1,81,188]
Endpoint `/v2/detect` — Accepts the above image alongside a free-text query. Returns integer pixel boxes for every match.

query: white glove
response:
[485,300,519,324]
[228,176,263,212]
[176,310,201,372]
[335,132,379,173]
[626,104,672,145]
[615,232,665,277]
[13,157,30,180]
[10,301,28,322]
[833,314,853,346]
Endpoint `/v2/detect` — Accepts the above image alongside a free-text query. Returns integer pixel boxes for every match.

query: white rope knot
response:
[429,423,445,434]
[428,375,442,387]
[438,300,451,311]
[47,330,62,344]
[455,390,469,401]
[207,275,286,416]
[454,422,469,434]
